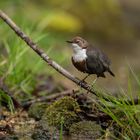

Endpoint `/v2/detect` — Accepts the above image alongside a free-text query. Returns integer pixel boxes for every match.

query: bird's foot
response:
[86,78,98,94]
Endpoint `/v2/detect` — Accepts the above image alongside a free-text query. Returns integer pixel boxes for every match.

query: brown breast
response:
[71,57,87,73]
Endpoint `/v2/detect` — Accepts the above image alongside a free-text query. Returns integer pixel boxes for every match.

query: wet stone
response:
[69,121,102,140]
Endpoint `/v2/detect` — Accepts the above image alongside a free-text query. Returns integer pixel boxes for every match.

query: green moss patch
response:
[42,96,81,130]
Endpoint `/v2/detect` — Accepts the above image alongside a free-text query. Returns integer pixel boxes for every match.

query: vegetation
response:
[69,121,102,139]
[42,96,80,130]
[0,0,140,139]
[28,102,48,120]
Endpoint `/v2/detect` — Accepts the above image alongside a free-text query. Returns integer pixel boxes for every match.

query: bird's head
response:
[67,36,88,52]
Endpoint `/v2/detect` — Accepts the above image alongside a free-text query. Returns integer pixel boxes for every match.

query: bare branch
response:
[0,10,98,96]
[22,89,79,108]
[0,10,139,105]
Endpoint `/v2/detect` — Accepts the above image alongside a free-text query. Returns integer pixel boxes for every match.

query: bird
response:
[67,36,115,83]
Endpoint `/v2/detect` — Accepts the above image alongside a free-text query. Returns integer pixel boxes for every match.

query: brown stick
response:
[0,10,139,105]
[22,89,79,108]
[0,10,98,96]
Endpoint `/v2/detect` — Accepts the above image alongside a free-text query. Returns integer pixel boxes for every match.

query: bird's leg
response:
[87,77,98,93]
[91,77,98,86]
[82,74,90,82]
[78,74,90,87]
[90,77,98,89]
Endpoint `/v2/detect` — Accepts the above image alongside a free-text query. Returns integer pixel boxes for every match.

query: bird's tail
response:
[108,69,115,77]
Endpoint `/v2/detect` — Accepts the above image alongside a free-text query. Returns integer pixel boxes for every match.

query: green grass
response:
[0,90,14,113]
[0,6,140,139]
[92,66,140,139]
[59,116,64,140]
[0,18,68,109]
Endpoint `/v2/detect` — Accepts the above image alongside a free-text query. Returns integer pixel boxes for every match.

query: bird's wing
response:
[98,48,111,67]
[86,47,111,74]
[86,47,103,74]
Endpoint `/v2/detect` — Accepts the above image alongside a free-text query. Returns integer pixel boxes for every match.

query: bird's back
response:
[86,46,111,77]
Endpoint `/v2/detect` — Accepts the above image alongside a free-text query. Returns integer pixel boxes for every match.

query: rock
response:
[32,120,59,140]
[42,96,81,130]
[69,121,102,140]
[32,128,52,140]
[28,103,48,120]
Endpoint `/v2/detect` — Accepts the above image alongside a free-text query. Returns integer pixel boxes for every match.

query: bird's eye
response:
[76,40,80,43]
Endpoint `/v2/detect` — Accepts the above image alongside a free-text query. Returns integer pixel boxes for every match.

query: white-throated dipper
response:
[67,36,115,82]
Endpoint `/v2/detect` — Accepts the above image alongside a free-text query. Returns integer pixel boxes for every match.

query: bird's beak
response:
[66,40,73,43]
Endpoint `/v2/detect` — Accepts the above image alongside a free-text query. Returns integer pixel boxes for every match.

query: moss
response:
[32,129,52,140]
[28,103,48,120]
[32,123,60,140]
[42,96,81,130]
[69,121,102,139]
[32,119,60,140]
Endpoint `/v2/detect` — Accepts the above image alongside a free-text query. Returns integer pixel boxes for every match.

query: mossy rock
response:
[32,129,52,140]
[28,103,48,120]
[69,121,102,139]
[32,119,59,140]
[32,124,59,140]
[42,96,81,130]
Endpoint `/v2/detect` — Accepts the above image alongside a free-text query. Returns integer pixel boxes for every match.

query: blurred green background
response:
[0,0,140,92]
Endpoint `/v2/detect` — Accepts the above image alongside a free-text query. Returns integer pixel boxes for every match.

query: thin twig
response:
[0,10,100,97]
[22,89,79,108]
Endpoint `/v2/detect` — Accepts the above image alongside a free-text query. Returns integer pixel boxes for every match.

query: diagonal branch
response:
[0,10,139,105]
[0,10,97,96]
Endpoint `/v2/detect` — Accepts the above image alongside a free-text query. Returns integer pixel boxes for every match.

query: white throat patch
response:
[71,43,87,62]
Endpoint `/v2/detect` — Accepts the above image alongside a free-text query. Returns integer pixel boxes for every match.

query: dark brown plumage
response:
[86,47,115,77]
[71,57,87,73]
[67,36,115,78]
